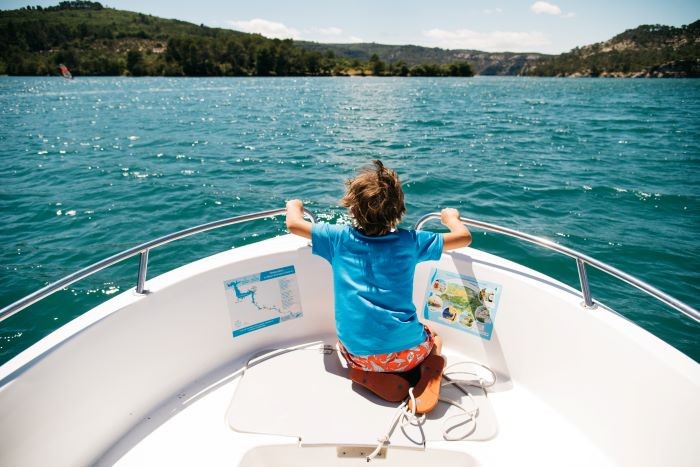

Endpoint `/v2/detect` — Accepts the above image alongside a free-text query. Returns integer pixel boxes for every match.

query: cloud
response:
[310,27,343,36]
[227,19,362,43]
[304,26,363,42]
[422,28,549,52]
[530,1,561,15]
[228,19,300,39]
[483,8,503,15]
[530,2,575,17]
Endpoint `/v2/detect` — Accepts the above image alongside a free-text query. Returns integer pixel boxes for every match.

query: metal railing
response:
[414,213,700,323]
[0,208,316,323]
[2,209,697,325]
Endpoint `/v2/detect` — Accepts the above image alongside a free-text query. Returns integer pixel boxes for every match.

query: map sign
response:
[224,265,302,338]
[423,268,502,340]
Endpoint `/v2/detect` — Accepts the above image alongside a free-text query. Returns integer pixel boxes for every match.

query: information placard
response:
[224,265,303,338]
[423,268,502,340]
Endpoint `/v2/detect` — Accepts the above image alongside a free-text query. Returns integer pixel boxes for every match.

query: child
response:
[286,160,471,412]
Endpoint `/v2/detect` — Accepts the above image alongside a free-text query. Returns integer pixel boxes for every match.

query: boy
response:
[286,160,471,412]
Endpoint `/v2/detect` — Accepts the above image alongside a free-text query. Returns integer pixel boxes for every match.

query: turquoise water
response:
[1,76,698,364]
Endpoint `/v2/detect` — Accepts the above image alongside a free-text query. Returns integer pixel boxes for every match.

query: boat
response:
[0,208,698,467]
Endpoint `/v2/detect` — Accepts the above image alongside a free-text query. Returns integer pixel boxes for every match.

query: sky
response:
[2,0,699,54]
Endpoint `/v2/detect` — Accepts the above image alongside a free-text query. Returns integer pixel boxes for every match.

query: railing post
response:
[136,250,149,294]
[576,258,595,308]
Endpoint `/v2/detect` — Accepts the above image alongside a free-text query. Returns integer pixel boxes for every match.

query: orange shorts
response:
[338,326,435,373]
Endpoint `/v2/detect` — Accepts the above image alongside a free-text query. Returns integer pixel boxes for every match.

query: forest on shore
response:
[521,21,699,78]
[0,1,473,77]
[1,1,697,78]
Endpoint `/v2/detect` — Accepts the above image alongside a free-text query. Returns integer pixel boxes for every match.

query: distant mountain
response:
[297,21,700,78]
[0,1,472,77]
[296,41,549,76]
[523,21,700,77]
[1,2,697,78]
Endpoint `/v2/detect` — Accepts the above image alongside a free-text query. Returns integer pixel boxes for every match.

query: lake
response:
[1,76,698,363]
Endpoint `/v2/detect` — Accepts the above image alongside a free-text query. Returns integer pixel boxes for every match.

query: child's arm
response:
[285,199,312,239]
[441,208,472,251]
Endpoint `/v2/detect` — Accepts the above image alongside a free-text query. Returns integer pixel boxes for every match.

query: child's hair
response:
[341,160,406,236]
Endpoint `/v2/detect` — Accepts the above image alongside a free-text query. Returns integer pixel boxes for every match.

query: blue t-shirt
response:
[312,224,443,356]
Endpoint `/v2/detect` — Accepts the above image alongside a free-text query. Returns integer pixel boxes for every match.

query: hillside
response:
[296,41,548,76]
[0,2,320,76]
[0,1,472,77]
[1,2,697,78]
[523,21,700,77]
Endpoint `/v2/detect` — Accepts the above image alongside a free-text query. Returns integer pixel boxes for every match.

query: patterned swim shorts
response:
[338,326,435,373]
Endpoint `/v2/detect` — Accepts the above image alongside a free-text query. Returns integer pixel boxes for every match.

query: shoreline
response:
[1,74,699,79]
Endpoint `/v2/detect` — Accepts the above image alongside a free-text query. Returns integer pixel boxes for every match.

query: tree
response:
[224,39,247,74]
[369,53,385,75]
[304,51,322,74]
[126,49,145,76]
[395,61,409,76]
[255,45,275,75]
[448,61,473,76]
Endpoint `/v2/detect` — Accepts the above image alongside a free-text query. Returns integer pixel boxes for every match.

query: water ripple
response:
[1,76,698,362]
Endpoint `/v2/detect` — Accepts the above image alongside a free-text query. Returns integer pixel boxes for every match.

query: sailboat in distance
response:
[58,63,73,79]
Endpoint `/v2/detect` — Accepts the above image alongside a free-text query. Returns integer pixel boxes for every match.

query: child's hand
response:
[286,199,304,211]
[440,208,461,226]
[441,208,471,251]
[285,199,312,239]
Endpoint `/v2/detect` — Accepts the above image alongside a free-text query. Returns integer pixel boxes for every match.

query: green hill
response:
[0,1,315,76]
[523,21,700,77]
[1,2,697,78]
[297,22,700,77]
[0,1,472,77]
[296,41,548,75]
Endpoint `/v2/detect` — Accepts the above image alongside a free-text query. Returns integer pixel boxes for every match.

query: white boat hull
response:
[1,234,697,466]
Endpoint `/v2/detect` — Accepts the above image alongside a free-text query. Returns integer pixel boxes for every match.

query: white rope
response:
[366,388,427,461]
[437,361,497,441]
[243,347,496,461]
[243,342,332,372]
[367,360,497,461]
[443,360,497,390]
[438,380,480,441]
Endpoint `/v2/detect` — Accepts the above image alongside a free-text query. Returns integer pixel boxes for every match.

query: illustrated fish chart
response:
[423,268,502,340]
[224,265,302,337]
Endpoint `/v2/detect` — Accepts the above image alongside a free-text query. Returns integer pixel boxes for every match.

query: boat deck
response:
[2,232,698,467]
[103,342,613,467]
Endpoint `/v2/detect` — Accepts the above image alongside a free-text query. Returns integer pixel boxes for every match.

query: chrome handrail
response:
[414,213,700,323]
[0,208,316,323]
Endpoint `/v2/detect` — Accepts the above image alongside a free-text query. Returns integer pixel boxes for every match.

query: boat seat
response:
[226,341,498,447]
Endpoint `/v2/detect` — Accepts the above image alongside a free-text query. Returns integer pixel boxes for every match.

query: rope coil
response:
[366,360,496,462]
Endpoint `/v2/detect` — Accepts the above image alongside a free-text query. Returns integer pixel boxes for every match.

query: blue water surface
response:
[1,76,698,363]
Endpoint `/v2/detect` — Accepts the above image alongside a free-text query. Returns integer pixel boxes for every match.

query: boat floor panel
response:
[227,342,497,446]
[108,343,613,467]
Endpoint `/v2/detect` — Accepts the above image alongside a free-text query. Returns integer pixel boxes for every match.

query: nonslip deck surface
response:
[226,343,497,447]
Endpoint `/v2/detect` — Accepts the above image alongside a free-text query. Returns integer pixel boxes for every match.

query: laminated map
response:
[224,265,302,338]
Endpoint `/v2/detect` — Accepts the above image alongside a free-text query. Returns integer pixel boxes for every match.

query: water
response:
[1,76,698,364]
